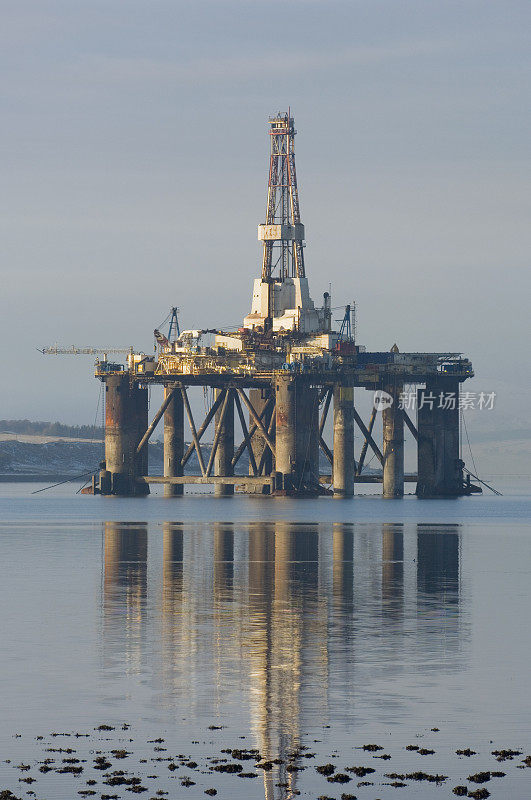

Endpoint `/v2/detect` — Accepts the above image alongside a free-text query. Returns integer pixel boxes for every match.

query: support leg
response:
[101,373,149,496]
[333,385,355,497]
[417,378,464,497]
[275,374,296,492]
[164,384,184,497]
[214,388,234,496]
[274,375,319,494]
[382,383,404,498]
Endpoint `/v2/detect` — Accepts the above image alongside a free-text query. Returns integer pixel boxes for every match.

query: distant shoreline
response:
[0,433,104,444]
[0,473,93,483]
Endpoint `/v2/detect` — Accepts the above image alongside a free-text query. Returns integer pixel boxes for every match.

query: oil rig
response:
[90,111,477,498]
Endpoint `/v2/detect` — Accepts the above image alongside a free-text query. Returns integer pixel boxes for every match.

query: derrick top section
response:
[246,109,329,336]
[260,110,305,283]
[268,111,295,135]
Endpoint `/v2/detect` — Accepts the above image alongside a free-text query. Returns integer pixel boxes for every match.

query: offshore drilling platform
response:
[89,111,477,498]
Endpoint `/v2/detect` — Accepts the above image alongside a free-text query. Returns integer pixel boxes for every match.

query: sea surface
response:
[0,480,530,799]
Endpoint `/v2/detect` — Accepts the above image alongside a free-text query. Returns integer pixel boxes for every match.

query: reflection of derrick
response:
[246,521,328,799]
[246,523,276,800]
[103,522,148,673]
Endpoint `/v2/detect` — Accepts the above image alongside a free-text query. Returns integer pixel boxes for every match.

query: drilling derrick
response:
[261,111,305,283]
[244,111,324,335]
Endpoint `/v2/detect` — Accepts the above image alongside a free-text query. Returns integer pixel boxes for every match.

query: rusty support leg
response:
[273,375,318,493]
[333,385,355,497]
[164,384,184,497]
[100,373,149,496]
[382,383,404,498]
[274,374,296,492]
[214,388,234,496]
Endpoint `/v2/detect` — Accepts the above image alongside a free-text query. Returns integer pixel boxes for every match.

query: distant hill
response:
[0,421,384,482]
[0,439,239,481]
[0,420,104,440]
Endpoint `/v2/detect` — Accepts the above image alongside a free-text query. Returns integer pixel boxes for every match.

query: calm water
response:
[0,482,530,799]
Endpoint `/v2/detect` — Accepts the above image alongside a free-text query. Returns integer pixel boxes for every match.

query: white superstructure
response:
[243,276,327,333]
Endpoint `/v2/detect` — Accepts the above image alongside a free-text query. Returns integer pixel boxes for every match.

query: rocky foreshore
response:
[0,722,529,799]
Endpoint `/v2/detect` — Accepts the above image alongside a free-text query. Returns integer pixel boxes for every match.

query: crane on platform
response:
[153,306,182,350]
[38,346,134,355]
[336,305,352,342]
[168,307,180,342]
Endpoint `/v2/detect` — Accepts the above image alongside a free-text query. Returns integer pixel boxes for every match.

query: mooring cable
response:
[30,468,99,495]
[463,468,502,496]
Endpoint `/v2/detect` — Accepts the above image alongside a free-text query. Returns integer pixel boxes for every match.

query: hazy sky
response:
[1,1,530,453]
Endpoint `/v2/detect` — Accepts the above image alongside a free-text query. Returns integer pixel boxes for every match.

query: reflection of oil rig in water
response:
[84,111,478,498]
[102,519,462,800]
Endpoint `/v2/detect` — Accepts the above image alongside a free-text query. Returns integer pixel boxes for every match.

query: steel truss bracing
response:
[316,389,419,482]
[261,111,305,281]
[231,394,274,470]
[137,381,413,485]
[319,388,334,466]
[134,384,277,485]
[130,379,419,481]
[95,371,480,498]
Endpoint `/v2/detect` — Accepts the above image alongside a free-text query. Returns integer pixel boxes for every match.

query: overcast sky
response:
[1,1,530,456]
